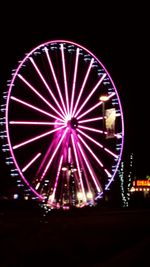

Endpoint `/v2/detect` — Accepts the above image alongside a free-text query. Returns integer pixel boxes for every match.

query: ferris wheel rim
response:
[4,39,124,207]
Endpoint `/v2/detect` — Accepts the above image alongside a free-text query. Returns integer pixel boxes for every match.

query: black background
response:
[0,2,149,193]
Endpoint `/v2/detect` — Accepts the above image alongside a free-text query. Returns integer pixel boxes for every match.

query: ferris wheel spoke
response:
[77,92,116,120]
[78,125,103,134]
[77,142,102,193]
[74,73,106,118]
[70,48,80,115]
[68,146,71,163]
[104,147,118,159]
[29,57,66,117]
[77,101,102,120]
[40,127,68,181]
[22,152,41,173]
[71,133,86,202]
[10,96,64,122]
[104,168,112,178]
[44,47,68,116]
[78,134,112,178]
[77,128,103,148]
[78,128,118,159]
[18,74,65,120]
[78,116,103,124]
[60,44,70,115]
[9,121,64,126]
[78,134,103,167]
[13,125,66,150]
[72,58,94,117]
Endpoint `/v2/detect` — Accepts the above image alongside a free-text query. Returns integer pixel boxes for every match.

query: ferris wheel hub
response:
[67,117,78,129]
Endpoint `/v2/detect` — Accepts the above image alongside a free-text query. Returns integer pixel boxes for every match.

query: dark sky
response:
[0,2,149,192]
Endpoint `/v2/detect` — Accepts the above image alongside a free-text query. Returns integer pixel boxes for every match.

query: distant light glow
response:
[99,95,109,102]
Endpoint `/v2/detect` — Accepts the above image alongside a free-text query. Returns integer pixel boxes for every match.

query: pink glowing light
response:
[70,48,80,115]
[18,74,64,120]
[77,101,102,120]
[60,44,70,114]
[78,142,102,192]
[13,125,65,149]
[11,96,64,122]
[78,116,103,124]
[29,57,66,117]
[71,134,86,202]
[44,47,67,116]
[72,58,94,117]
[68,147,71,163]
[78,134,103,167]
[22,152,41,172]
[104,147,118,159]
[78,125,103,134]
[9,121,64,125]
[77,128,103,148]
[74,73,106,117]
[41,127,68,180]
[104,168,112,178]
[77,92,115,120]
[78,128,118,159]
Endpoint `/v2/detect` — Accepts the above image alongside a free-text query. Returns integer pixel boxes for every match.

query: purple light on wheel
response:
[78,134,104,168]
[78,125,103,134]
[30,57,66,118]
[78,116,103,124]
[3,39,124,209]
[44,47,68,116]
[13,125,65,149]
[60,44,70,115]
[77,101,102,120]
[77,128,103,148]
[9,121,64,125]
[18,74,65,120]
[77,142,102,193]
[72,58,94,117]
[71,133,86,202]
[22,152,41,173]
[70,48,80,115]
[74,73,106,118]
[68,147,71,163]
[40,127,68,180]
[11,96,64,122]
[77,92,115,120]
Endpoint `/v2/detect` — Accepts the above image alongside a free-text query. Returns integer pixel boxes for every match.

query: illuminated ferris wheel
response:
[1,40,124,209]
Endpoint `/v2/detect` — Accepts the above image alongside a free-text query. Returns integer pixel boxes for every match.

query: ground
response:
[0,202,150,266]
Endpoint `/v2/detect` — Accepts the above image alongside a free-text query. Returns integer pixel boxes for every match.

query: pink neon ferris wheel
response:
[3,40,124,209]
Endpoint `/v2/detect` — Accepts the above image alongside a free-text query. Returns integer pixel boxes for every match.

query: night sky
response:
[0,2,149,193]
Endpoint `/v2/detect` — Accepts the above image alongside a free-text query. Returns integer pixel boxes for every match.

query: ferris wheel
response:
[1,40,124,209]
